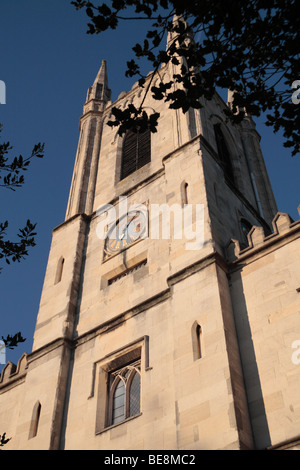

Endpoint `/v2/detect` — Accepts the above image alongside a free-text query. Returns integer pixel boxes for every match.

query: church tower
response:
[1,28,300,451]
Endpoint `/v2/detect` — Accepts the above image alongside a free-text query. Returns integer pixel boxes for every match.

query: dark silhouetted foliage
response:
[72,0,300,155]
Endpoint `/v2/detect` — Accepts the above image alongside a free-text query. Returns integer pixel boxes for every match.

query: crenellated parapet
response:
[227,207,300,263]
[0,353,28,387]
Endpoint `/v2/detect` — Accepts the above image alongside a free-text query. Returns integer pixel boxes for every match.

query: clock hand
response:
[119,216,136,240]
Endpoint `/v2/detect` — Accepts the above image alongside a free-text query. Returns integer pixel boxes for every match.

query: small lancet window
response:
[213,123,235,183]
[112,379,126,424]
[181,181,189,207]
[54,257,64,285]
[121,127,151,180]
[28,401,41,439]
[129,369,141,417]
[192,322,203,361]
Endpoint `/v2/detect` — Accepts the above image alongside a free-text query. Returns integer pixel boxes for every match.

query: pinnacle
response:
[86,58,111,103]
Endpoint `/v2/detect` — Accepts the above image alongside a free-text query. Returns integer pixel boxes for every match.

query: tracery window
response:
[108,360,141,426]
[121,128,151,180]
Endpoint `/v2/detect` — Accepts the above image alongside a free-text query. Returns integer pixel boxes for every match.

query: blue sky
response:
[0,0,299,370]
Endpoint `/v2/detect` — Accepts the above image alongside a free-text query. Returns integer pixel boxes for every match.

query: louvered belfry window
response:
[121,127,151,180]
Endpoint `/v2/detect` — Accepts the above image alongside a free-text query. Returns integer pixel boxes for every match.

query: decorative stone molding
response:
[226,210,300,262]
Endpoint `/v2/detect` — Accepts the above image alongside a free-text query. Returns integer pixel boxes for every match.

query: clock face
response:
[104,210,147,256]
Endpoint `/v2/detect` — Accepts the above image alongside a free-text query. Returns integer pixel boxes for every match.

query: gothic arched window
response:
[28,401,41,439]
[121,128,151,180]
[108,361,141,426]
[181,181,189,207]
[112,379,126,424]
[213,123,235,184]
[191,321,203,361]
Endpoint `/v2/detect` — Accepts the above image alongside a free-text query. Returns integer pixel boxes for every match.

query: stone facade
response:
[1,38,300,450]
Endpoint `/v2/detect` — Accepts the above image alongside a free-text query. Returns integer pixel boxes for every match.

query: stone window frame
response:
[94,336,151,435]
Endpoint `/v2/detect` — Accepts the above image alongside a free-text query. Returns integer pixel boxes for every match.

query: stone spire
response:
[84,59,111,112]
[66,60,112,219]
